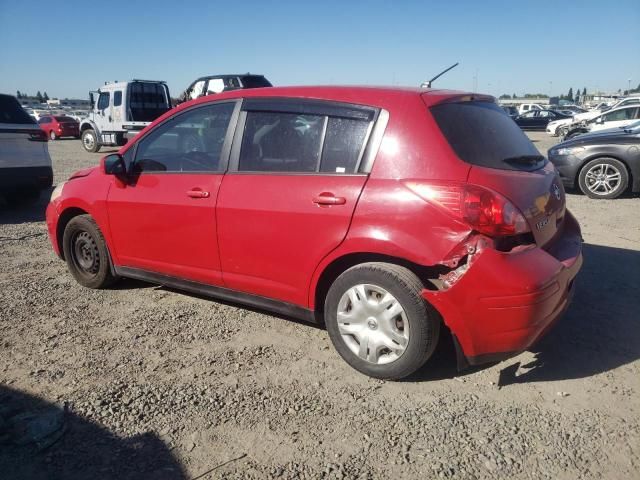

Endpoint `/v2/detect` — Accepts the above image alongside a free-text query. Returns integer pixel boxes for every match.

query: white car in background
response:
[563,104,640,139]
[0,94,52,202]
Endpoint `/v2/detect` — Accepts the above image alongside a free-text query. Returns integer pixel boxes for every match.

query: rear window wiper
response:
[501,155,546,170]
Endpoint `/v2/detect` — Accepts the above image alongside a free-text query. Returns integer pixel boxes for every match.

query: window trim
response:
[128,100,241,175]
[228,99,387,175]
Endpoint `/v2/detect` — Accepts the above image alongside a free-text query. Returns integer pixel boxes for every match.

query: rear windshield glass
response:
[430,101,545,171]
[129,82,171,122]
[0,95,36,125]
[241,76,272,88]
[55,116,74,121]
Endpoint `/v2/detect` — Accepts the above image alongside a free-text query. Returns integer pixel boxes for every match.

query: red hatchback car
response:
[46,86,582,379]
[38,115,80,140]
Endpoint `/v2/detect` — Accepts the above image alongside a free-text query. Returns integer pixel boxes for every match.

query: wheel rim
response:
[584,163,622,196]
[50,131,56,140]
[337,284,409,365]
[71,231,100,276]
[83,132,95,150]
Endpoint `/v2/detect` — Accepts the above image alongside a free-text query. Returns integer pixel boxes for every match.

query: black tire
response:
[81,129,100,153]
[324,262,440,380]
[62,215,118,288]
[578,157,629,199]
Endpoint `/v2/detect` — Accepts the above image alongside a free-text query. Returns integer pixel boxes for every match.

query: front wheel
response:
[81,129,100,153]
[578,157,628,199]
[325,262,440,380]
[62,215,118,288]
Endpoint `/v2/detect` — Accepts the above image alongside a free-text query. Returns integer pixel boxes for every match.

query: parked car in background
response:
[80,80,172,152]
[177,73,272,104]
[0,94,52,202]
[67,111,88,123]
[502,106,519,118]
[514,109,572,130]
[517,103,545,114]
[564,105,640,139]
[38,115,80,140]
[47,86,582,380]
[548,120,640,199]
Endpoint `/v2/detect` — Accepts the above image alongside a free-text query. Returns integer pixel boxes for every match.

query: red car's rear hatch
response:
[429,98,566,247]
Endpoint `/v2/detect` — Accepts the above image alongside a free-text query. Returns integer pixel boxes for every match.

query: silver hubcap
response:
[585,163,622,195]
[337,284,409,365]
[83,133,95,150]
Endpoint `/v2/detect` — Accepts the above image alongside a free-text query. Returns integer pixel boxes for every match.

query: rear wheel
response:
[81,129,100,153]
[63,215,118,288]
[325,262,440,380]
[578,157,628,199]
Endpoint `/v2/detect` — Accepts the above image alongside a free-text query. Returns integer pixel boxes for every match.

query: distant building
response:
[47,98,90,108]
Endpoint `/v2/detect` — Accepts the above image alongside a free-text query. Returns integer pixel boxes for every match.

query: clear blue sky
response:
[1,0,638,100]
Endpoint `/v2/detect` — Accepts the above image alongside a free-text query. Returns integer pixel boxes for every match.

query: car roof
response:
[176,85,487,111]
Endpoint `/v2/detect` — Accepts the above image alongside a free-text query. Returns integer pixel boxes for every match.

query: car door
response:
[106,101,239,285]
[516,110,537,129]
[217,99,381,307]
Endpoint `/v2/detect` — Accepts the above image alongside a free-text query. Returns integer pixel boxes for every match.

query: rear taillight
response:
[29,130,48,142]
[404,181,530,237]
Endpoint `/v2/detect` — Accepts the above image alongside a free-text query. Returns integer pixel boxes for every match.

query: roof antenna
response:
[421,62,459,88]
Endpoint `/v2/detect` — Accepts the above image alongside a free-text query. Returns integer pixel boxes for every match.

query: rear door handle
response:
[187,189,210,198]
[313,193,346,205]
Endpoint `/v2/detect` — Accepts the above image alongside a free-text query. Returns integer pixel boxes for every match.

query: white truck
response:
[79,80,171,152]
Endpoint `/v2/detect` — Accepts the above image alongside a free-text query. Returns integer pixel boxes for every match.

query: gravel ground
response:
[1,132,639,479]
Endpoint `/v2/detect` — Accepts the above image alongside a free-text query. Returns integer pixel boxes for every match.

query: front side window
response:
[97,92,110,110]
[133,103,234,173]
[605,108,634,122]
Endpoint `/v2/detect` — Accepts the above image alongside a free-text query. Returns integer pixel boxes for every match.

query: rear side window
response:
[239,111,371,173]
[0,95,36,124]
[430,102,544,171]
[320,117,370,173]
[113,91,122,107]
[133,103,234,173]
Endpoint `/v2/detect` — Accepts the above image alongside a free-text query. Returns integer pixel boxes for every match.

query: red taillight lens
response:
[404,181,530,237]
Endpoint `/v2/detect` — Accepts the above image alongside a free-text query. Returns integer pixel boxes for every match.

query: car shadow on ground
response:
[496,243,640,386]
[0,385,187,480]
[0,189,51,225]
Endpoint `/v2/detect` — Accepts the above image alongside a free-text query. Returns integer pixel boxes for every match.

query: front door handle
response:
[187,189,210,198]
[313,193,346,206]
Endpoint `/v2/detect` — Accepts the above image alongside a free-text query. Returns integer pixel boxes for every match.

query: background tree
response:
[582,87,587,96]
[574,87,580,103]
[512,92,517,99]
[36,91,43,103]
[567,88,573,102]
[16,90,21,98]
[43,92,49,102]
[499,94,512,99]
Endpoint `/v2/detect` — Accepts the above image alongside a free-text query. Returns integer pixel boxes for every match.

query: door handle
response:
[187,189,210,198]
[313,193,346,206]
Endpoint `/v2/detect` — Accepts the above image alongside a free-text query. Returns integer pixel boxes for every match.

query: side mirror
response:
[103,153,126,175]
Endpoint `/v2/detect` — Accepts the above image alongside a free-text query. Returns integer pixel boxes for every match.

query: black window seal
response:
[128,99,241,176]
[241,97,377,121]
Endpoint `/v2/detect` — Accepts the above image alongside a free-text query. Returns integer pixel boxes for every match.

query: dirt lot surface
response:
[1,132,639,479]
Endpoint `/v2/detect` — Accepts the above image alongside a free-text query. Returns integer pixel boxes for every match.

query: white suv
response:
[0,94,52,202]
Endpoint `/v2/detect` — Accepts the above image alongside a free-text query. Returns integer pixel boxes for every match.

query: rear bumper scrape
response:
[423,212,583,367]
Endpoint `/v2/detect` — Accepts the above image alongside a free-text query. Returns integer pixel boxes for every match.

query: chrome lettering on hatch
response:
[536,216,550,231]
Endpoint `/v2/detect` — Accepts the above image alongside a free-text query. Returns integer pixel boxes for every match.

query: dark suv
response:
[178,74,272,104]
[46,86,582,380]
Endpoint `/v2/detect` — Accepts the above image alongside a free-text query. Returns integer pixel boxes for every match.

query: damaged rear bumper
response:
[422,211,583,368]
